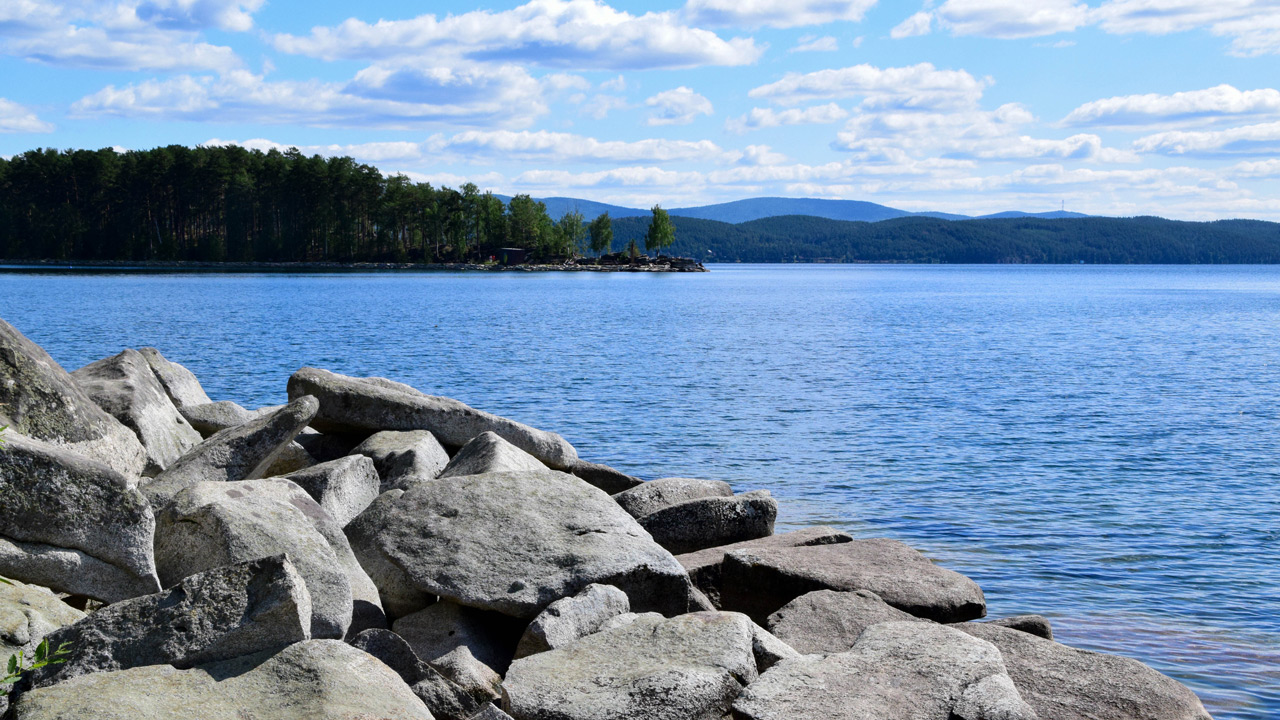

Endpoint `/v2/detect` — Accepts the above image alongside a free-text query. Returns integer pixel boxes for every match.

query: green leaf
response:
[33,639,48,664]
[7,653,17,676]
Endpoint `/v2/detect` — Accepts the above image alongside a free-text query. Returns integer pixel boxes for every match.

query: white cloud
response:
[891,11,933,38]
[132,0,264,32]
[203,138,432,163]
[934,0,1090,38]
[438,130,737,163]
[599,75,627,92]
[273,0,762,71]
[72,68,551,129]
[726,103,849,133]
[580,94,630,119]
[514,166,704,188]
[748,63,988,109]
[1064,85,1280,126]
[645,87,714,125]
[0,98,54,133]
[790,35,839,52]
[1133,120,1280,155]
[682,0,877,28]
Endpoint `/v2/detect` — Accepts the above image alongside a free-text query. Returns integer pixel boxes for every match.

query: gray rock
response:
[350,629,488,720]
[612,477,732,519]
[432,646,503,709]
[352,430,450,491]
[0,578,85,661]
[7,640,434,720]
[958,622,1212,720]
[597,612,660,633]
[281,455,381,527]
[569,460,642,494]
[637,490,776,554]
[719,538,986,624]
[137,347,213,409]
[470,707,515,720]
[25,555,311,690]
[0,318,146,477]
[749,622,800,673]
[371,469,692,619]
[71,349,202,476]
[765,589,923,654]
[176,400,273,438]
[295,428,365,463]
[142,395,319,507]
[393,601,525,676]
[0,433,161,602]
[514,584,630,660]
[345,489,434,620]
[985,614,1053,640]
[154,479,356,639]
[288,368,578,470]
[262,440,316,476]
[439,432,546,480]
[674,526,853,607]
[732,621,1035,720]
[503,611,757,720]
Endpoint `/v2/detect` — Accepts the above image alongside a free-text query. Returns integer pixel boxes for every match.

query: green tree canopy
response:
[589,213,613,255]
[644,205,675,257]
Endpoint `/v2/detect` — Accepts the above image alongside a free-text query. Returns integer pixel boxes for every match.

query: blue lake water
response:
[1,264,1277,718]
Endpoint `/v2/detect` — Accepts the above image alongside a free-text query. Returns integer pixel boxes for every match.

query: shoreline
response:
[0,258,708,273]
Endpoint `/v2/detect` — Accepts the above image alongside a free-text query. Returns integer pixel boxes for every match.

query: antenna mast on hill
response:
[1061,199,1065,212]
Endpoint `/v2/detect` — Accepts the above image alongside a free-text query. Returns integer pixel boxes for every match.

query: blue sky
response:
[3,0,1280,218]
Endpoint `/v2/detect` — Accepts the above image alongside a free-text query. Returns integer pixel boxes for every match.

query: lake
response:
[1,264,1276,718]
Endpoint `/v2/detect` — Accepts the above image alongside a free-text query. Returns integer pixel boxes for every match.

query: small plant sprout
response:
[3,639,72,687]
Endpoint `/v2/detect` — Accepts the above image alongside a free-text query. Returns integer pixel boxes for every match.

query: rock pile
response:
[0,317,1215,720]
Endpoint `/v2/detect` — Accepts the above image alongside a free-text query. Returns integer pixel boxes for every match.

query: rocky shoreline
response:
[0,316,1213,719]
[0,256,708,273]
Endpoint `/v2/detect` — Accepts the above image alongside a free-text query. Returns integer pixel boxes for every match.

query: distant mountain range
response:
[497,195,1092,224]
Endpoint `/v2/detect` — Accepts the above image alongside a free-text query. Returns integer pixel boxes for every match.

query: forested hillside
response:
[611,214,1280,264]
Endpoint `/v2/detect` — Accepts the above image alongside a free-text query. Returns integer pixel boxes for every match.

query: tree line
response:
[0,146,676,263]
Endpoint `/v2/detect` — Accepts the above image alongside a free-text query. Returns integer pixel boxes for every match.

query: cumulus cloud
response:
[891,11,933,38]
[726,103,849,133]
[272,0,762,70]
[0,98,54,133]
[645,87,714,125]
[1133,121,1280,155]
[437,130,738,163]
[748,63,988,109]
[933,0,1090,38]
[133,0,264,32]
[1064,84,1280,126]
[682,0,877,28]
[790,35,838,52]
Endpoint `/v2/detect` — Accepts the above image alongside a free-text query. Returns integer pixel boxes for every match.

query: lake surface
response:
[1,264,1277,718]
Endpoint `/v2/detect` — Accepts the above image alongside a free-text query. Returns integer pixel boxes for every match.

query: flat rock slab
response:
[637,491,776,554]
[72,349,202,476]
[0,433,161,602]
[720,538,986,623]
[439,431,546,479]
[503,611,758,720]
[25,555,311,691]
[137,347,212,409]
[178,400,259,437]
[733,621,1036,720]
[568,460,642,494]
[613,477,732,519]
[985,614,1053,640]
[372,469,692,619]
[288,367,578,470]
[675,526,852,607]
[0,318,146,477]
[280,455,381,527]
[959,622,1213,720]
[0,578,85,658]
[352,429,449,491]
[143,395,318,508]
[514,583,631,659]
[7,640,434,720]
[765,588,923,655]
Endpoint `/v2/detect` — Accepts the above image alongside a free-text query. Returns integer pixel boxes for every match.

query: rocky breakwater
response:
[0,314,1215,720]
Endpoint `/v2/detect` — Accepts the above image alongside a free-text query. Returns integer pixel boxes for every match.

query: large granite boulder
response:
[732,621,1036,720]
[0,318,146,477]
[154,479,358,639]
[503,612,758,720]
[719,538,986,623]
[675,526,852,607]
[568,459,642,494]
[24,555,311,690]
[350,629,490,720]
[345,489,434,620]
[0,579,85,660]
[958,622,1213,720]
[765,588,923,654]
[178,400,258,437]
[749,622,800,672]
[637,491,776,554]
[393,601,525,676]
[985,614,1053,640]
[612,477,732,519]
[366,469,692,619]
[137,347,212,409]
[432,646,504,709]
[280,455,381,527]
[7,640,434,720]
[288,368,578,470]
[142,395,319,507]
[514,584,630,659]
[71,349,202,476]
[352,430,449,491]
[438,431,546,479]
[0,433,161,602]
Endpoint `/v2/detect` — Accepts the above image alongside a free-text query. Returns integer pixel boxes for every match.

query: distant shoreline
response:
[0,258,708,273]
